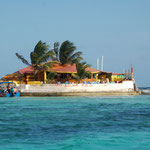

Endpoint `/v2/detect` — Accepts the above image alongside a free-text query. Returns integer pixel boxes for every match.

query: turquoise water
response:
[0,96,150,150]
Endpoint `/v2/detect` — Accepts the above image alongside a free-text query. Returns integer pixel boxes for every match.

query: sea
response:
[0,95,150,150]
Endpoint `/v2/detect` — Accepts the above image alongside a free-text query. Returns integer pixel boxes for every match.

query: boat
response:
[141,89,150,95]
[0,91,20,97]
[0,82,20,97]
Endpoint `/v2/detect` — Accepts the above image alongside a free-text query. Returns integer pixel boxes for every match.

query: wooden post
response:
[131,66,133,80]
[96,74,98,80]
[91,73,93,80]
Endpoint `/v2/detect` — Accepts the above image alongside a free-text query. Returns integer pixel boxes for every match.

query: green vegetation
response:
[46,72,57,83]
[73,62,91,83]
[16,40,90,83]
[53,40,83,65]
[16,40,54,80]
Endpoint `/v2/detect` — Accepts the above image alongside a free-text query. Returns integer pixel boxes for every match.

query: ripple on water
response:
[0,95,150,150]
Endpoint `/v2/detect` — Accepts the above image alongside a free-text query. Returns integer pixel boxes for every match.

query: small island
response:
[1,40,140,96]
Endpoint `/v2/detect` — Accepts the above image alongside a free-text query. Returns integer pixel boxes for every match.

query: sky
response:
[0,0,150,87]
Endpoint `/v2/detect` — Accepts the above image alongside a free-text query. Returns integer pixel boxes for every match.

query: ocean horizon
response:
[0,95,150,150]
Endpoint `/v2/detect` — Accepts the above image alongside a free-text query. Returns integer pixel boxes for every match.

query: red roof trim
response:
[11,64,124,75]
[17,64,100,74]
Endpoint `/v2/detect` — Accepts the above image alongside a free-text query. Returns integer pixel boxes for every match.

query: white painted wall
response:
[19,81,134,93]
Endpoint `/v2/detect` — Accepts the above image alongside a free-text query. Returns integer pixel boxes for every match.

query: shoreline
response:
[16,80,141,97]
[21,91,141,97]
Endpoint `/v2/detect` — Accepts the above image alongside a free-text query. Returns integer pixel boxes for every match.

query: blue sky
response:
[0,0,150,86]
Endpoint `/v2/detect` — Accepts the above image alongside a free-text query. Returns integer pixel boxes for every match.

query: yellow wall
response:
[26,75,34,81]
[111,75,124,82]
[27,81,42,85]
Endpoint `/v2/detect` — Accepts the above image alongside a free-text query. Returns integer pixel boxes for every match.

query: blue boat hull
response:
[0,91,20,97]
[0,82,20,97]
[6,92,20,97]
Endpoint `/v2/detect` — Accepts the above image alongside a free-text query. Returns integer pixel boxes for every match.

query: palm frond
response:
[59,40,77,64]
[81,61,91,68]
[75,62,92,82]
[30,52,38,65]
[71,57,83,64]
[34,40,50,58]
[37,60,57,71]
[38,50,54,64]
[70,52,82,60]
[54,42,59,60]
[47,71,57,80]
[16,53,31,66]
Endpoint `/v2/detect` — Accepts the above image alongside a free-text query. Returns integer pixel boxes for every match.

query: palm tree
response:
[53,42,59,61]
[46,71,57,83]
[16,40,54,80]
[53,40,82,65]
[73,62,91,83]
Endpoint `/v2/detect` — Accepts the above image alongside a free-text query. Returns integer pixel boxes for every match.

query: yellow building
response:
[2,64,100,84]
[2,63,133,84]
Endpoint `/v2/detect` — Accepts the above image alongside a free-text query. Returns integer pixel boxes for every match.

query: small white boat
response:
[141,90,150,95]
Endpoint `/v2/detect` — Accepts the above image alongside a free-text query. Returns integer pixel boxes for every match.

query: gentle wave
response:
[0,96,150,150]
